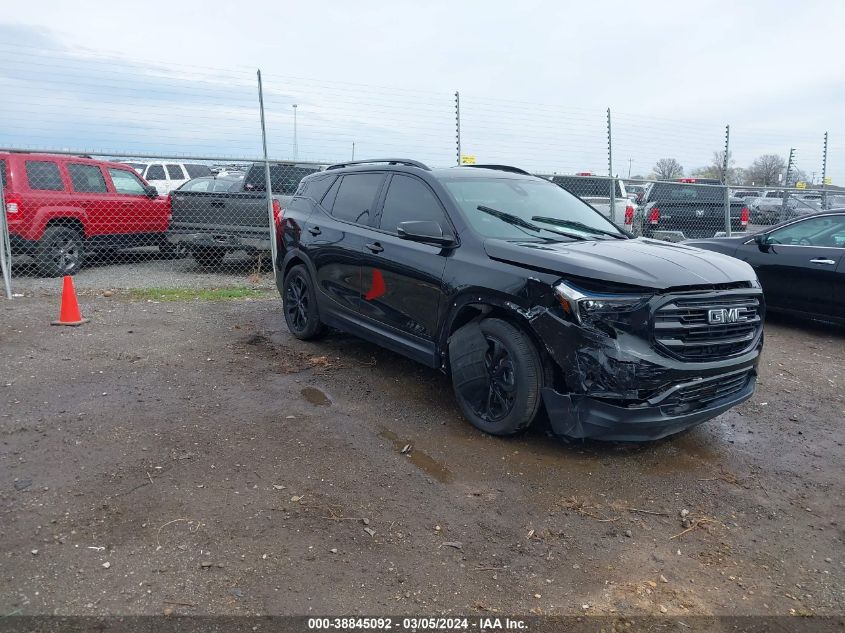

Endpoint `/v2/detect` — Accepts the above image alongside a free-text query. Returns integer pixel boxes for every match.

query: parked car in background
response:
[635,180,748,239]
[626,184,647,204]
[1,152,173,276]
[177,175,244,193]
[122,161,214,194]
[686,211,845,324]
[276,158,763,441]
[544,173,634,231]
[167,163,320,266]
[748,196,822,225]
[732,190,760,200]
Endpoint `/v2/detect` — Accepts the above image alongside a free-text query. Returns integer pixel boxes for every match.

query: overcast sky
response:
[2,1,843,181]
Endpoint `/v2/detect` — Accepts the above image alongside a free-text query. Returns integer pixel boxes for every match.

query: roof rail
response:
[326,158,430,171]
[465,164,531,176]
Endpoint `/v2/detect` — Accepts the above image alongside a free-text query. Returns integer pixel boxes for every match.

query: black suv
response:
[275,159,764,441]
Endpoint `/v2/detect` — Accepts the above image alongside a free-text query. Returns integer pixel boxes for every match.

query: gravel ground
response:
[0,293,843,617]
[7,250,275,294]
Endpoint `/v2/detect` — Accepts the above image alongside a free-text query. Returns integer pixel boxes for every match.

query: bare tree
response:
[746,154,786,186]
[690,151,744,184]
[652,158,684,180]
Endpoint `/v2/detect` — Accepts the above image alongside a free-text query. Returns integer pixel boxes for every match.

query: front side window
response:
[767,215,845,247]
[442,176,625,241]
[68,164,108,193]
[379,175,449,233]
[25,160,64,191]
[146,164,166,180]
[108,168,147,195]
[331,173,384,224]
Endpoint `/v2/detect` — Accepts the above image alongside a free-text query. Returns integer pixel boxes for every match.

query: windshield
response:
[441,177,626,240]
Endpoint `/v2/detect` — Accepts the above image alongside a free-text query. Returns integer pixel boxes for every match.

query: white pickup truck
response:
[541,173,634,232]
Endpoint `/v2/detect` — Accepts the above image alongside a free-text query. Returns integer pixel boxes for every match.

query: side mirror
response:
[753,233,769,249]
[144,185,159,198]
[397,220,456,247]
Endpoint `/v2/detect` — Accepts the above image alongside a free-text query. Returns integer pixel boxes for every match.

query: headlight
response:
[553,280,650,331]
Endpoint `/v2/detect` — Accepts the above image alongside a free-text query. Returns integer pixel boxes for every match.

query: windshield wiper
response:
[531,216,626,239]
[477,206,586,241]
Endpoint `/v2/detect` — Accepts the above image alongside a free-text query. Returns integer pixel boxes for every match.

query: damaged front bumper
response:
[541,368,756,441]
[528,297,762,442]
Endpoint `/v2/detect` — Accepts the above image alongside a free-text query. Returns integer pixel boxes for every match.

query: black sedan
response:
[686,210,845,324]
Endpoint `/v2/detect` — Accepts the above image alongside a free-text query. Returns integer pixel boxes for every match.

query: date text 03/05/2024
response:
[307,617,528,630]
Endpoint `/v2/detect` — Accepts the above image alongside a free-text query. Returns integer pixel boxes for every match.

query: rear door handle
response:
[809,258,836,265]
[308,226,322,236]
[365,242,384,254]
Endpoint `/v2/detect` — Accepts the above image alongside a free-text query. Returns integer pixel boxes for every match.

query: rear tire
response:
[192,247,226,267]
[450,318,544,436]
[37,226,83,277]
[282,265,327,340]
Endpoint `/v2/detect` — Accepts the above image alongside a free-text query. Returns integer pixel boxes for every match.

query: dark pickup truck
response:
[167,162,321,266]
[636,181,749,240]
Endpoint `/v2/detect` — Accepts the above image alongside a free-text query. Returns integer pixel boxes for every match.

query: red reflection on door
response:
[364,269,386,301]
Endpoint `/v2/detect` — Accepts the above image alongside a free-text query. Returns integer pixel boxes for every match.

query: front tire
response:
[282,265,327,340]
[37,226,83,277]
[450,318,544,436]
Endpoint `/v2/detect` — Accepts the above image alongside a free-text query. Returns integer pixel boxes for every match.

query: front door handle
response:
[810,258,836,265]
[365,242,384,254]
[308,226,322,236]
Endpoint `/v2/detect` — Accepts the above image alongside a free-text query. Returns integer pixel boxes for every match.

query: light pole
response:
[292,104,298,160]
[627,158,633,179]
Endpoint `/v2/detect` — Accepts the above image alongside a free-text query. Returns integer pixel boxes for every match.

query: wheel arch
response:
[439,290,555,378]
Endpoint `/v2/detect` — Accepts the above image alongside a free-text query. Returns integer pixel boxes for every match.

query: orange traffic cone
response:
[52,275,89,326]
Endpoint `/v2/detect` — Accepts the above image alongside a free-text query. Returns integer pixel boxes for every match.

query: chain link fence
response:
[0,150,326,295]
[1,49,842,299]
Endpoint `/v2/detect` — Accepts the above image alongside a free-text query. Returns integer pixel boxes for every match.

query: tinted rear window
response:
[25,160,64,191]
[649,182,725,202]
[297,174,336,202]
[166,164,186,180]
[330,173,383,224]
[243,164,321,195]
[68,164,108,193]
[185,164,213,178]
[146,164,166,180]
[552,176,622,198]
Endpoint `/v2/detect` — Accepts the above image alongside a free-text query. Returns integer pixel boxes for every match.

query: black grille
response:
[654,295,762,361]
[670,370,752,406]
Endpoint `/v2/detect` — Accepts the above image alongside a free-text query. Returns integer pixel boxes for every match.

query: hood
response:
[683,234,753,258]
[483,237,757,290]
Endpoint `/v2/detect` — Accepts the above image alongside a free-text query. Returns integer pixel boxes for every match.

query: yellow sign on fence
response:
[824,176,833,185]
[460,155,477,165]
[795,181,807,190]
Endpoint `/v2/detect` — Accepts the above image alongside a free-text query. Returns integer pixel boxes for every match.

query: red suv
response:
[1,152,173,276]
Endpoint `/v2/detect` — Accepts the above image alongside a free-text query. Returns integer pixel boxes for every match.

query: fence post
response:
[0,169,12,299]
[256,69,278,284]
[821,132,829,209]
[607,108,616,224]
[723,125,731,236]
[783,147,795,220]
[455,91,462,166]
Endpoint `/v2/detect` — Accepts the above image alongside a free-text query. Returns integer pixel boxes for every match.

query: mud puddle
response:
[301,386,332,406]
[379,428,454,483]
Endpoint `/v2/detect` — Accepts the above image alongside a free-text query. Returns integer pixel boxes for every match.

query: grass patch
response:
[127,287,274,302]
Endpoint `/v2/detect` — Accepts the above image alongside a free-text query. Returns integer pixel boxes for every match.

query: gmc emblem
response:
[708,307,744,324]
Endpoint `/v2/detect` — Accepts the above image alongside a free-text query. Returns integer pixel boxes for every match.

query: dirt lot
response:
[1,290,843,617]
